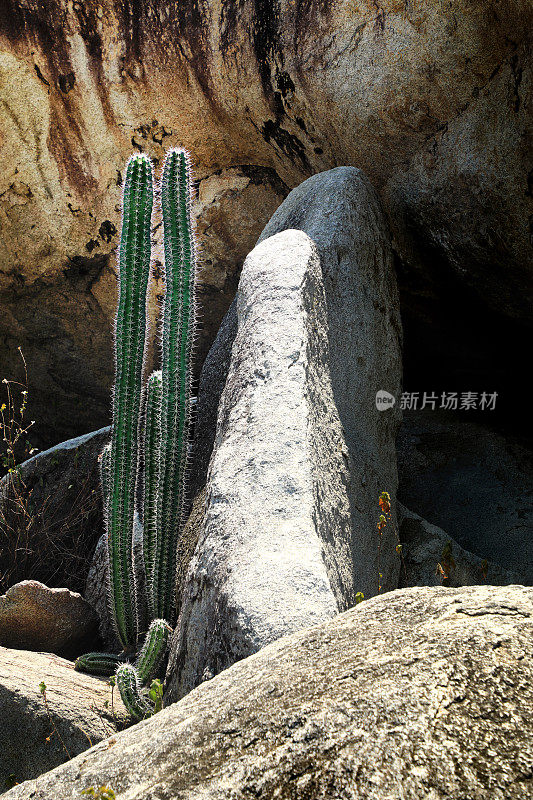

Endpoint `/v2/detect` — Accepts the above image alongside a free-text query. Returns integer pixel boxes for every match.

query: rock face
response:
[0,580,98,659]
[0,426,109,595]
[397,411,533,583]
[0,645,129,789]
[6,585,533,799]
[0,0,530,447]
[168,231,343,700]
[398,504,523,589]
[167,167,402,702]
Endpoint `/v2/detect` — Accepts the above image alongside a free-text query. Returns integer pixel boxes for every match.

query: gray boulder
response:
[0,645,129,790]
[168,167,402,701]
[6,585,533,800]
[0,427,109,596]
[397,410,533,583]
[398,504,523,589]
[0,581,98,659]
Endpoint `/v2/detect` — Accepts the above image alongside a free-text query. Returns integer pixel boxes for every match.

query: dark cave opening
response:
[397,256,531,450]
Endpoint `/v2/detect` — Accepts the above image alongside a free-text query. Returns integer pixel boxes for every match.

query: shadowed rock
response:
[0,427,110,596]
[397,410,533,583]
[0,645,129,789]
[0,581,98,659]
[398,504,524,589]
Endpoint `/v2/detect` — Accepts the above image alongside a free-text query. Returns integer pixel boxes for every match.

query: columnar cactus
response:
[76,148,197,722]
[153,148,197,624]
[108,153,153,651]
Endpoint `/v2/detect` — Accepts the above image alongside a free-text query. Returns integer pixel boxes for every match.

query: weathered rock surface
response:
[0,645,129,790]
[397,410,533,583]
[398,504,523,589]
[168,167,402,701]
[174,488,206,617]
[0,426,109,595]
[168,231,343,700]
[6,585,533,799]
[0,0,530,447]
[384,47,532,326]
[0,580,98,659]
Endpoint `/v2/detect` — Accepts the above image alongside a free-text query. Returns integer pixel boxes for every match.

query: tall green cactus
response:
[108,152,153,650]
[77,148,197,723]
[153,148,196,624]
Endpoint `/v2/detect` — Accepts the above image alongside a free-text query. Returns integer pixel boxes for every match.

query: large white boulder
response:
[167,168,402,701]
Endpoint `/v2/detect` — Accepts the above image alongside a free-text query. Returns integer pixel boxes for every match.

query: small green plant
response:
[81,787,116,800]
[436,540,456,586]
[0,347,36,477]
[4,774,18,791]
[148,678,164,714]
[375,491,406,593]
[0,348,37,588]
[39,680,73,758]
[76,148,198,721]
[355,592,365,605]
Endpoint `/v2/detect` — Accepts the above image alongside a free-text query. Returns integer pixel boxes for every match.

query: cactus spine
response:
[77,148,197,723]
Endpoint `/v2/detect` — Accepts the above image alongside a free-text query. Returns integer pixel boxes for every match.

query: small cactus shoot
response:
[115,663,153,721]
[135,618,172,684]
[74,653,124,676]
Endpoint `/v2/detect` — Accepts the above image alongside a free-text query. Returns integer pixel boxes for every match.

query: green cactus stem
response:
[135,618,172,684]
[153,148,196,624]
[74,652,124,676]
[116,663,153,721]
[142,371,162,620]
[107,153,153,650]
